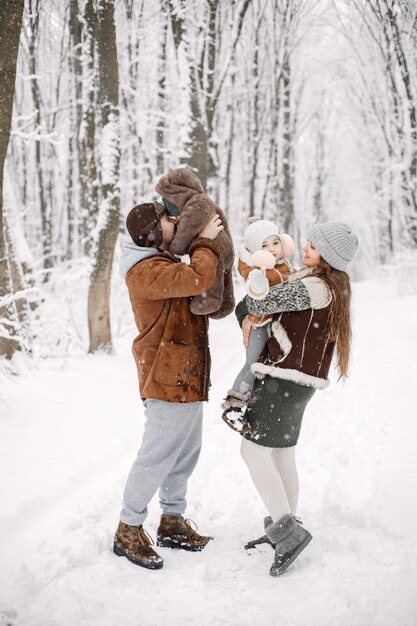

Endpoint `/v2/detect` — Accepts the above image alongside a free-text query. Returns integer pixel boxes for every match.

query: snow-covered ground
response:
[0,278,416,626]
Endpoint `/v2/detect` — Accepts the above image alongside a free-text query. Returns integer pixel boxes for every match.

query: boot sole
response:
[221,415,251,434]
[156,538,207,552]
[269,532,312,577]
[113,541,164,569]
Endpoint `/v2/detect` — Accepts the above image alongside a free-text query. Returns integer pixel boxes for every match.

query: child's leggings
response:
[232,324,269,395]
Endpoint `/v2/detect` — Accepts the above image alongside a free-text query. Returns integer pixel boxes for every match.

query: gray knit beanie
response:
[307,222,359,271]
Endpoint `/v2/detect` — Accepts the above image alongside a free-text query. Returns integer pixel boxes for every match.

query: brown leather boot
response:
[156,515,212,551]
[113,521,164,569]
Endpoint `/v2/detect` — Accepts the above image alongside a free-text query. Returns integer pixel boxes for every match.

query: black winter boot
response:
[265,514,312,576]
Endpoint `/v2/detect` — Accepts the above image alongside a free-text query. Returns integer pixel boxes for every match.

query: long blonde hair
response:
[313,260,352,378]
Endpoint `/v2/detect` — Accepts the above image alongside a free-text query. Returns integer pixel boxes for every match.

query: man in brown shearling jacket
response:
[113,202,224,570]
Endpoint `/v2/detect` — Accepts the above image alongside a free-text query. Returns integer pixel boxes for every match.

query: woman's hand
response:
[242,317,256,348]
[198,213,224,240]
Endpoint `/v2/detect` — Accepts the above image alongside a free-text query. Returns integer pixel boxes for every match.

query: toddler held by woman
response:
[221,218,295,432]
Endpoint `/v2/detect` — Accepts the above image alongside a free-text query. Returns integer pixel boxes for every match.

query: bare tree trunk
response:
[388,3,417,242]
[262,18,281,218]
[28,1,53,276]
[205,0,219,192]
[156,4,168,175]
[281,60,294,232]
[248,26,260,215]
[0,0,25,359]
[169,0,185,48]
[68,0,83,258]
[224,65,236,211]
[5,221,36,355]
[387,165,394,254]
[172,0,251,191]
[313,129,324,222]
[121,0,151,201]
[188,76,209,189]
[67,89,76,259]
[178,2,210,189]
[87,0,120,353]
[80,0,99,254]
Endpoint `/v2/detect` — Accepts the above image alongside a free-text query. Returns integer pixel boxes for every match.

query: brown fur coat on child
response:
[155,168,235,319]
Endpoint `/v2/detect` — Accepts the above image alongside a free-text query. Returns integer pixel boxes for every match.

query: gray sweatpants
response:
[120,399,203,526]
[232,324,269,394]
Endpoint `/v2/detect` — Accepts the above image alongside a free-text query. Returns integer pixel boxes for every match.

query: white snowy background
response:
[1,270,416,626]
[1,0,417,624]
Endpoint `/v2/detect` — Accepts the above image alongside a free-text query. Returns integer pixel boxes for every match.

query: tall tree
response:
[80,0,99,254]
[0,0,25,359]
[87,0,120,353]
[67,0,83,258]
[27,0,54,275]
[170,0,251,191]
[156,2,168,175]
[269,0,305,231]
[120,0,150,206]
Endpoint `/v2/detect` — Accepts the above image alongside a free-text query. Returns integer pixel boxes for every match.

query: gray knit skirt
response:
[243,376,316,448]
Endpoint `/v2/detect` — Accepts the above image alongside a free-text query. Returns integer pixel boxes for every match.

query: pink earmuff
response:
[279,234,295,258]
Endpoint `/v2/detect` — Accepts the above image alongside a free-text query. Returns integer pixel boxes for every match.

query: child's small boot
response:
[221,389,251,433]
[265,514,312,576]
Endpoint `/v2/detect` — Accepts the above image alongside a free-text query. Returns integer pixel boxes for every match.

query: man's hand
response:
[198,213,224,240]
[242,317,256,348]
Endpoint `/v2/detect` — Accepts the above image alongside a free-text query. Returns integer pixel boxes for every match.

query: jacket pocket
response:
[154,342,192,386]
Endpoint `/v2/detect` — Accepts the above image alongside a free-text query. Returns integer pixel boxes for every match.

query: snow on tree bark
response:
[87,0,120,354]
[0,0,25,359]
[79,0,99,255]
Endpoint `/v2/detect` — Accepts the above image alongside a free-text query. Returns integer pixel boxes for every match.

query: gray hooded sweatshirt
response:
[119,240,178,280]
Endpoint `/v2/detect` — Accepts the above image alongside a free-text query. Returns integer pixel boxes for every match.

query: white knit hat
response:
[244,219,280,254]
[307,222,359,271]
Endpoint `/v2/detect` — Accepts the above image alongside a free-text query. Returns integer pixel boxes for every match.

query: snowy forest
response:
[1,2,416,625]
[1,0,417,362]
